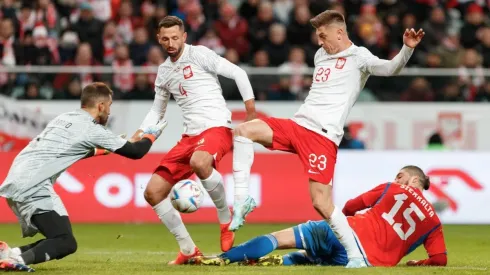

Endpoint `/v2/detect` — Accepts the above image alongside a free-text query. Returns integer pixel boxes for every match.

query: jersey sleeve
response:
[342,183,391,216]
[409,224,448,266]
[424,225,447,258]
[193,45,255,101]
[139,70,170,130]
[83,124,127,152]
[355,45,414,76]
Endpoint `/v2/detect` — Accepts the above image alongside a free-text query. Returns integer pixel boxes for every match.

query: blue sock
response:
[220,234,278,263]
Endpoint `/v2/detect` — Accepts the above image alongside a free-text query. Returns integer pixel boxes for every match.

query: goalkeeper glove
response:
[141,120,168,143]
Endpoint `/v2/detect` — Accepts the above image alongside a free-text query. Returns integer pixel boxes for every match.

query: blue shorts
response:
[288,220,348,266]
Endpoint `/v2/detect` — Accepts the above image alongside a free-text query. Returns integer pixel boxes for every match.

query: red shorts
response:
[154,127,233,184]
[263,117,338,184]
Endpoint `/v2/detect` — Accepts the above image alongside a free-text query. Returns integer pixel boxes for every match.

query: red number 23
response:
[315,67,331,82]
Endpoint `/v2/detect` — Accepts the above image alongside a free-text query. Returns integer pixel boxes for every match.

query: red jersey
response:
[344,183,447,266]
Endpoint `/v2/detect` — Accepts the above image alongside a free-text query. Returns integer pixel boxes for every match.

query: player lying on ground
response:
[129,15,256,264]
[230,9,424,268]
[0,82,167,272]
[191,165,447,267]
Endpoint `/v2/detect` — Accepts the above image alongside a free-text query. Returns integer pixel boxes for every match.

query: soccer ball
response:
[170,179,204,213]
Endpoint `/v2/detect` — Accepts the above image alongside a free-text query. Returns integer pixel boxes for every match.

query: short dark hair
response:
[402,165,431,190]
[158,16,184,32]
[81,82,113,108]
[310,10,345,29]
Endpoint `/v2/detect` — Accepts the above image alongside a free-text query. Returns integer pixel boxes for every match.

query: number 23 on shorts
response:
[308,153,327,174]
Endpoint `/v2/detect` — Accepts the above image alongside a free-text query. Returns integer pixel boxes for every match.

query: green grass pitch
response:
[1,224,489,274]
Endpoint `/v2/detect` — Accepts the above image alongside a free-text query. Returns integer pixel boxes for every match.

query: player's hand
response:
[245,112,257,122]
[406,260,420,266]
[142,120,168,141]
[403,28,425,48]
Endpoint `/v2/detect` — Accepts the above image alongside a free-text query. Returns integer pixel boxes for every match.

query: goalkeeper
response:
[0,82,167,272]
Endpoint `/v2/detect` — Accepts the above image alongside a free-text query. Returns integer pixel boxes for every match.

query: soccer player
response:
[192,165,447,267]
[229,10,425,267]
[0,82,167,271]
[129,16,256,264]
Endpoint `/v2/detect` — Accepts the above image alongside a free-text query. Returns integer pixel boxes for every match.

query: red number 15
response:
[315,67,331,82]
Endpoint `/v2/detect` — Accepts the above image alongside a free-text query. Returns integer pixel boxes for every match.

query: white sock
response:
[153,198,196,255]
[201,169,231,224]
[327,206,363,259]
[233,136,254,203]
[16,256,25,265]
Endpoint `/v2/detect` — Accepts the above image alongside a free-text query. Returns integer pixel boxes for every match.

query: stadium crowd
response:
[0,0,489,101]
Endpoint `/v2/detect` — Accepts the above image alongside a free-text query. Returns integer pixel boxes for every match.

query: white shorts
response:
[7,181,68,237]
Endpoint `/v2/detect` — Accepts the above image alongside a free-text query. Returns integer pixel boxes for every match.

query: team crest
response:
[183,65,193,79]
[197,138,205,145]
[335,58,346,69]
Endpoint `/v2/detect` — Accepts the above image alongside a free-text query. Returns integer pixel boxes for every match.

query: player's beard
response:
[167,45,183,58]
[99,114,109,126]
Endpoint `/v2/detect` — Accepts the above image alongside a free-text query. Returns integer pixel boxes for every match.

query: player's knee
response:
[233,122,254,139]
[189,153,213,177]
[56,234,78,259]
[312,197,330,217]
[144,176,171,206]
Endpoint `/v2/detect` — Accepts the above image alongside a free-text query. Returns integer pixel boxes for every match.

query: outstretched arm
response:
[358,28,424,76]
[194,45,256,120]
[406,225,447,266]
[342,183,391,216]
[131,88,170,141]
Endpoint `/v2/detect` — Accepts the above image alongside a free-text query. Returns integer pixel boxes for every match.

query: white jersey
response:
[293,44,414,145]
[140,44,254,136]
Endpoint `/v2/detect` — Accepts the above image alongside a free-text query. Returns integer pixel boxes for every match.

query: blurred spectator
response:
[87,0,112,22]
[239,0,259,20]
[143,46,164,87]
[263,23,289,66]
[474,81,490,102]
[147,6,167,44]
[287,5,312,46]
[36,0,58,33]
[266,76,295,100]
[112,44,134,95]
[170,0,188,20]
[437,81,465,102]
[124,73,154,100]
[19,80,44,100]
[339,126,365,150]
[116,0,140,44]
[476,27,490,68]
[102,21,123,65]
[421,7,448,51]
[0,18,17,94]
[400,77,434,101]
[184,1,207,45]
[426,132,446,151]
[273,0,293,25]
[53,43,102,92]
[198,28,225,56]
[214,3,249,60]
[17,3,36,40]
[53,77,82,100]
[460,3,487,49]
[73,2,104,63]
[58,31,79,64]
[458,48,484,100]
[252,50,269,67]
[249,1,278,52]
[129,27,152,65]
[435,30,464,68]
[278,47,309,96]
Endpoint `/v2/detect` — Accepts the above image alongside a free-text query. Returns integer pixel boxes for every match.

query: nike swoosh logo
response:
[308,169,320,174]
